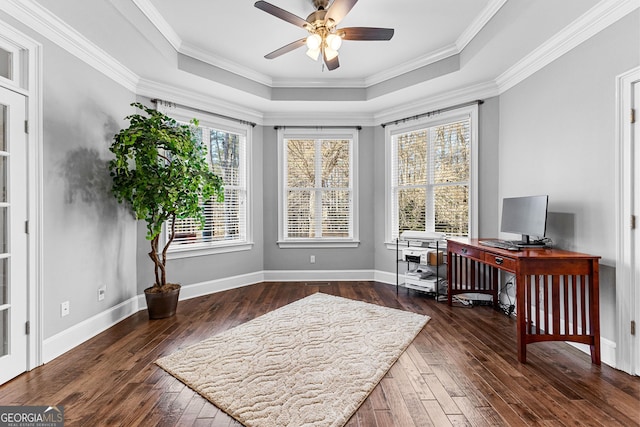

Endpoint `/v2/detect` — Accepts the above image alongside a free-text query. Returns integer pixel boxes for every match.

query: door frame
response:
[0,20,43,371]
[615,66,640,375]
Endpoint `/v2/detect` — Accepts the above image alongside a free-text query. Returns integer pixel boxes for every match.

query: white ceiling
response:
[30,0,609,123]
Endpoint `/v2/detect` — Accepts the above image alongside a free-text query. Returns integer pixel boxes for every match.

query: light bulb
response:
[306,34,322,50]
[326,33,342,51]
[324,47,338,61]
[306,48,321,61]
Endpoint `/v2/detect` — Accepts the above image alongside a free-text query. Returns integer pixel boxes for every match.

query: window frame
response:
[156,104,253,259]
[277,127,359,248]
[385,105,478,247]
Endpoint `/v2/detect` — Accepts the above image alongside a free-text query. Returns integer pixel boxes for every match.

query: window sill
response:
[277,240,360,249]
[167,241,254,259]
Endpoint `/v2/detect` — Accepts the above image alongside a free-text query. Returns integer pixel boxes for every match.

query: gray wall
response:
[498,12,640,341]
[262,125,376,271]
[40,43,137,339]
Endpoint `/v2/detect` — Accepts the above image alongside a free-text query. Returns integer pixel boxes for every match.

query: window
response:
[278,128,359,248]
[386,106,478,242]
[157,103,252,257]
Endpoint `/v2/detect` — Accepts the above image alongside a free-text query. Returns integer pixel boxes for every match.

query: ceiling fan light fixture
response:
[324,46,339,61]
[306,33,322,50]
[326,33,342,51]
[306,47,321,61]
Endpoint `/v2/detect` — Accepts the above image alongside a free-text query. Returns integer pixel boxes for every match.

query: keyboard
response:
[478,240,520,250]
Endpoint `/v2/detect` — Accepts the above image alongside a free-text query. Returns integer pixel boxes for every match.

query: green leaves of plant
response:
[109,102,224,242]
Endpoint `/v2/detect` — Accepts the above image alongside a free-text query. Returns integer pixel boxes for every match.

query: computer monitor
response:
[500,195,548,246]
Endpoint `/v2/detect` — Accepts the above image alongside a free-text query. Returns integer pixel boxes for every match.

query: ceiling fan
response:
[254,0,394,70]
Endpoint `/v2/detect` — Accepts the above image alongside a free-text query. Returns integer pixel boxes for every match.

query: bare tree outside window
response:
[170,124,247,246]
[286,138,352,239]
[392,119,470,238]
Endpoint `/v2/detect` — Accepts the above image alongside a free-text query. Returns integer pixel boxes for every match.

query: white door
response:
[0,86,28,384]
[634,80,640,376]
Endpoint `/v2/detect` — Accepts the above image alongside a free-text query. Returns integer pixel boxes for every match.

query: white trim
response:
[615,66,640,375]
[533,306,618,368]
[263,110,373,127]
[496,0,640,94]
[262,269,376,282]
[137,271,265,310]
[154,102,254,258]
[0,17,44,372]
[374,81,498,126]
[456,0,509,52]
[137,78,264,126]
[167,242,254,260]
[42,296,141,363]
[384,104,479,243]
[1,0,138,92]
[276,240,360,249]
[131,0,182,51]
[277,127,360,247]
[40,270,620,369]
[568,338,617,369]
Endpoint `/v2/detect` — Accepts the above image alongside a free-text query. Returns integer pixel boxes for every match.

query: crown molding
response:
[496,0,640,94]
[130,0,182,51]
[262,110,375,127]
[456,0,509,51]
[128,0,505,90]
[374,80,499,126]
[2,0,139,93]
[136,78,264,125]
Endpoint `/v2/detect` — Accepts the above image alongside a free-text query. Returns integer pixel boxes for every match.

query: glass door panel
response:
[0,48,11,80]
[0,87,27,383]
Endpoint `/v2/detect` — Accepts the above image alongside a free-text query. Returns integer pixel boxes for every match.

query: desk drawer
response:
[450,244,482,260]
[483,253,516,271]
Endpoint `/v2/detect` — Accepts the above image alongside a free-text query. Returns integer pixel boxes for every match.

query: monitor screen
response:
[500,195,548,243]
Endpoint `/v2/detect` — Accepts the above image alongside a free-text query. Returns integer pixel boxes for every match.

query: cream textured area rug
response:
[156,292,429,427]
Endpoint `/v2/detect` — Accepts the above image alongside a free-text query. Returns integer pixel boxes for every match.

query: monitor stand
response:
[515,235,548,248]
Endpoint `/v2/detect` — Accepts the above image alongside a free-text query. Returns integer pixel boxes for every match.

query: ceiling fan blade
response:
[325,0,358,27]
[340,27,394,41]
[254,1,308,28]
[265,38,306,59]
[323,51,340,70]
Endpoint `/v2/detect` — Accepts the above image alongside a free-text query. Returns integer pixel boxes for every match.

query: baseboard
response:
[262,269,376,282]
[42,270,618,370]
[136,271,265,310]
[42,296,140,363]
[568,337,617,368]
[44,270,374,363]
[373,269,396,285]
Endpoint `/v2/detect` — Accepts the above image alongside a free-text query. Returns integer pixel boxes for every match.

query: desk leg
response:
[590,261,601,365]
[516,272,527,363]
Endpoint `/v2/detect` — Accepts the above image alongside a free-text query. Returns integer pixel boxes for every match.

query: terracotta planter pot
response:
[144,285,180,319]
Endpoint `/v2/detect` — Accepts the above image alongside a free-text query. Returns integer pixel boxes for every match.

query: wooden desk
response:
[446,238,601,364]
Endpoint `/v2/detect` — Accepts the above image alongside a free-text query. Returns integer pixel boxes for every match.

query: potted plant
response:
[109,102,224,319]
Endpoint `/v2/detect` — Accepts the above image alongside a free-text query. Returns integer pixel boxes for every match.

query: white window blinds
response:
[280,128,358,245]
[155,102,250,253]
[391,117,471,240]
[170,126,247,246]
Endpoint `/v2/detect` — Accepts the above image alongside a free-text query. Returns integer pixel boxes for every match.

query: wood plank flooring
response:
[1,281,638,426]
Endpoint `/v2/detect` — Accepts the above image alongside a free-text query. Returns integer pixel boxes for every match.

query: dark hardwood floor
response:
[1,281,639,426]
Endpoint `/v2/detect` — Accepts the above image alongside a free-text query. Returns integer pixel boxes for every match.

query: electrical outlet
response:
[310,255,316,264]
[61,301,70,317]
[98,286,106,301]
